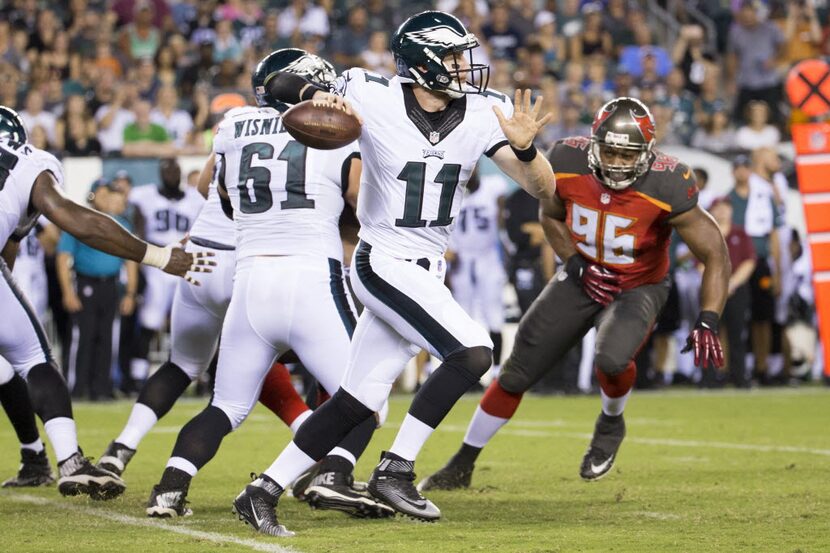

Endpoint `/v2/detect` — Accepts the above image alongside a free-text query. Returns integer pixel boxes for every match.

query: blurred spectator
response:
[557,0,584,39]
[235,0,265,50]
[672,24,717,96]
[695,64,727,116]
[691,108,737,154]
[211,58,241,88]
[779,0,822,64]
[150,84,194,148]
[510,0,538,39]
[95,40,123,79]
[361,31,395,76]
[709,198,756,388]
[661,68,696,144]
[134,56,161,101]
[735,100,780,150]
[58,178,138,401]
[117,0,161,61]
[122,98,171,157]
[694,167,716,210]
[726,1,784,124]
[637,51,666,95]
[55,93,97,154]
[569,3,613,63]
[727,154,784,384]
[0,63,22,109]
[154,43,179,86]
[652,103,684,146]
[2,23,30,73]
[111,0,170,29]
[213,18,242,64]
[69,8,104,59]
[255,11,289,57]
[179,40,215,98]
[43,31,72,81]
[604,0,632,51]
[482,2,524,62]
[540,100,590,146]
[365,0,397,32]
[29,9,60,53]
[277,0,330,43]
[532,11,565,77]
[514,44,553,90]
[186,2,217,45]
[28,125,50,152]
[619,23,673,77]
[559,61,585,100]
[329,5,371,69]
[20,89,58,147]
[582,55,613,100]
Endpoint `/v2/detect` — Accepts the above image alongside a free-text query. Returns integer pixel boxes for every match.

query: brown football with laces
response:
[281,100,361,150]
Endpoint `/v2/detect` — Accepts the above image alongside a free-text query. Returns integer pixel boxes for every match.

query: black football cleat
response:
[146,485,192,517]
[2,448,55,488]
[232,476,294,537]
[288,461,320,501]
[580,413,626,482]
[417,461,474,492]
[368,452,440,522]
[305,470,395,519]
[97,441,136,477]
[58,451,126,500]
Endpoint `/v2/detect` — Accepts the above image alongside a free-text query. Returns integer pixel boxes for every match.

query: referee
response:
[57,178,138,400]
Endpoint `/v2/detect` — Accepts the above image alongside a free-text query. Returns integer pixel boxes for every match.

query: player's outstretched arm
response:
[492,89,555,201]
[539,195,575,259]
[265,70,362,122]
[31,171,214,284]
[673,205,731,368]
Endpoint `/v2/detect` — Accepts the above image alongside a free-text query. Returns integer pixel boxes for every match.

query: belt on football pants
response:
[405,257,431,271]
[189,236,235,251]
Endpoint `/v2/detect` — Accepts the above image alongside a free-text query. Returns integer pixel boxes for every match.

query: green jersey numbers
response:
[237,140,313,214]
[395,162,461,228]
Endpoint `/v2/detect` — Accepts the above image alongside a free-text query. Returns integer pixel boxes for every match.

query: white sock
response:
[289,409,312,435]
[388,413,434,461]
[166,456,198,477]
[43,417,78,463]
[21,438,44,454]
[601,390,631,417]
[463,406,510,449]
[115,403,159,450]
[327,446,356,467]
[263,441,317,489]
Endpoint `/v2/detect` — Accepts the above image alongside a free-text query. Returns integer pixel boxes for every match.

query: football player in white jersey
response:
[0,106,212,500]
[128,159,204,387]
[448,170,508,375]
[232,10,555,534]
[145,49,392,521]
[0,221,55,487]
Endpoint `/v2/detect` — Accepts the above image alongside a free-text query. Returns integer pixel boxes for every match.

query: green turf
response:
[2,388,829,552]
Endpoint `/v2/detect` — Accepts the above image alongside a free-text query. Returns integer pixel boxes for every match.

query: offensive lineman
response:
[232,10,555,535]
[0,106,211,499]
[448,170,508,375]
[419,97,730,491]
[128,158,204,388]
[145,48,391,520]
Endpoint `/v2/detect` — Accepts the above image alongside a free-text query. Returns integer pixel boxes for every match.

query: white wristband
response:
[141,244,173,269]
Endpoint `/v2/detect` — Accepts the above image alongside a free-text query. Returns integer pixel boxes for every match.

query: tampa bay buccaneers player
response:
[420,97,730,490]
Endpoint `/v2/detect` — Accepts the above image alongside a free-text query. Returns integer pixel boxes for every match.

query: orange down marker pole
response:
[787,59,830,377]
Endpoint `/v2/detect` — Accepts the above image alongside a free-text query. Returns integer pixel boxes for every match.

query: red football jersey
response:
[550,137,698,290]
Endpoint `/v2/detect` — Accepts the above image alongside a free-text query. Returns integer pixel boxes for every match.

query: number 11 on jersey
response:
[395,161,461,228]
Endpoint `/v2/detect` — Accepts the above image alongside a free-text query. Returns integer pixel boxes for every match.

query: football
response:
[281,100,361,150]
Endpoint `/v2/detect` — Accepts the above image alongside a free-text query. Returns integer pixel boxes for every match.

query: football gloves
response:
[682,310,724,369]
[565,255,622,307]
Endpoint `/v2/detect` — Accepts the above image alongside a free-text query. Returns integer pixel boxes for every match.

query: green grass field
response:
[2,387,829,553]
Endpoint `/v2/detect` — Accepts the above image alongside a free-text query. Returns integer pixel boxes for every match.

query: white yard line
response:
[4,494,302,553]
[435,424,830,457]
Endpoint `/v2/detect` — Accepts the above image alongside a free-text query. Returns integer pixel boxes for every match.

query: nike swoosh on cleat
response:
[250,499,264,528]
[590,457,613,474]
[395,494,428,511]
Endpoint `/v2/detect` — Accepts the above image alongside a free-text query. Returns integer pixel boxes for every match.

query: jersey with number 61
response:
[330,68,513,258]
[551,136,698,290]
[213,106,359,261]
[0,138,63,247]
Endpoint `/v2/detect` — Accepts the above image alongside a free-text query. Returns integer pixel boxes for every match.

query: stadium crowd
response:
[0,0,822,399]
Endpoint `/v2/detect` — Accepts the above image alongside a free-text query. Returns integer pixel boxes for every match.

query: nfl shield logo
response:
[429,131,440,144]
[600,193,611,205]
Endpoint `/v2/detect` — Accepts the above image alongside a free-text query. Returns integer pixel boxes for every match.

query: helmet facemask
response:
[588,139,653,190]
[409,43,489,99]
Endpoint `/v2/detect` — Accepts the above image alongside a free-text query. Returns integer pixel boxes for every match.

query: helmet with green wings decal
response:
[251,48,337,110]
[0,106,28,143]
[390,11,489,99]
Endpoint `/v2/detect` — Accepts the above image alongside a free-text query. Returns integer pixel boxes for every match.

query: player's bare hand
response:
[493,89,553,151]
[62,291,82,313]
[312,91,363,125]
[162,247,216,286]
[120,294,136,316]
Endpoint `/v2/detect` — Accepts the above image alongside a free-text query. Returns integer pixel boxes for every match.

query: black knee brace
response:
[293,388,373,460]
[409,346,492,428]
[137,361,193,419]
[594,352,628,376]
[26,362,73,423]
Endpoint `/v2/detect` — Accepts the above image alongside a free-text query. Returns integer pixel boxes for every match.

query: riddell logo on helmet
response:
[605,132,630,146]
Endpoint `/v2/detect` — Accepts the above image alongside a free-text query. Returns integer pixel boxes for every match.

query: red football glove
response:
[565,255,622,306]
[682,311,724,369]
